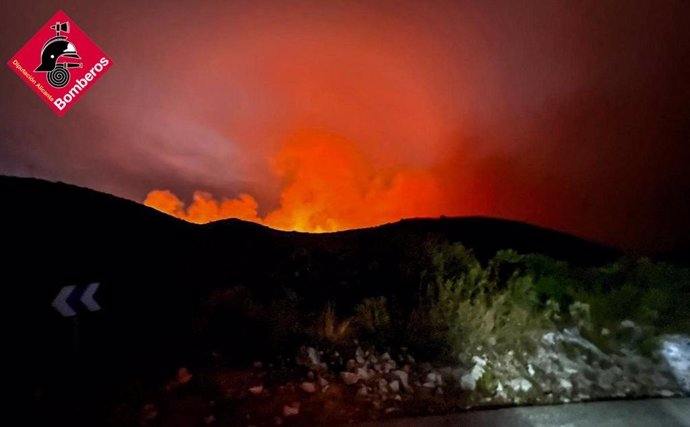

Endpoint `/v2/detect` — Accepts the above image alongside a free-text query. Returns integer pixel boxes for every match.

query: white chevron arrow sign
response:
[52,283,101,317]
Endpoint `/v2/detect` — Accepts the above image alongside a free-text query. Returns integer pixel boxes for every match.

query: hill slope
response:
[0,176,622,423]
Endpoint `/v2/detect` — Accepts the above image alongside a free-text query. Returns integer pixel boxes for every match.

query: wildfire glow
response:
[144,131,446,232]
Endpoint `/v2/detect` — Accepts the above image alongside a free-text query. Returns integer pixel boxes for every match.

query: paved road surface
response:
[354,398,690,427]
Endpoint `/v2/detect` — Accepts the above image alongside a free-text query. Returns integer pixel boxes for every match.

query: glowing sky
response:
[1,0,689,251]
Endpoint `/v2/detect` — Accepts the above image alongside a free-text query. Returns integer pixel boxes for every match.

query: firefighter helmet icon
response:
[34,21,83,88]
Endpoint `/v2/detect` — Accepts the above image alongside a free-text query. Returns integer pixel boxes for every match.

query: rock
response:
[383,360,397,372]
[357,384,368,397]
[300,382,316,393]
[426,371,443,386]
[598,370,616,391]
[341,372,359,385]
[659,390,675,397]
[385,407,402,415]
[559,378,573,392]
[283,402,300,417]
[422,381,436,389]
[318,376,329,388]
[249,385,264,395]
[495,382,507,400]
[176,367,193,385]
[460,373,477,391]
[356,367,372,381]
[356,347,366,364]
[527,364,535,377]
[391,370,410,389]
[601,328,610,336]
[296,346,320,368]
[660,335,690,393]
[378,378,389,393]
[389,380,400,393]
[650,373,670,389]
[509,378,532,393]
[620,320,637,329]
[615,379,639,394]
[460,357,487,391]
[472,356,488,367]
[140,403,158,425]
[598,357,614,370]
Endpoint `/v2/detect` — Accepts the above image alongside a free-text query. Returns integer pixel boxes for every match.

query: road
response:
[353,398,690,427]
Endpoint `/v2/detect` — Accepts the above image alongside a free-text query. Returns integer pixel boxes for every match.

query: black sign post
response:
[51,282,101,424]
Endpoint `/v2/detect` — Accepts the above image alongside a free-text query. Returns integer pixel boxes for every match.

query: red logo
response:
[7,10,113,116]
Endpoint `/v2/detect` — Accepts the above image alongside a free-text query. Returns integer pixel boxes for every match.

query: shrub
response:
[354,296,391,338]
[423,244,556,360]
[313,303,353,343]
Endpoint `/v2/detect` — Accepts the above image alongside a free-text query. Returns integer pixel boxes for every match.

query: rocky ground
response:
[133,323,690,427]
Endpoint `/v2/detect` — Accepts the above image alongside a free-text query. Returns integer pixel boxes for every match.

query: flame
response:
[144,131,445,232]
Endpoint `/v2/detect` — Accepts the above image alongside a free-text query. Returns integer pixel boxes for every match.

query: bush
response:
[422,244,556,360]
[313,303,353,343]
[417,243,690,361]
[353,296,391,342]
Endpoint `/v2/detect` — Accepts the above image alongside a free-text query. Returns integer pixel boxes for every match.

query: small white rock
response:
[391,370,409,389]
[300,382,316,393]
[283,403,300,417]
[248,385,263,395]
[341,372,360,385]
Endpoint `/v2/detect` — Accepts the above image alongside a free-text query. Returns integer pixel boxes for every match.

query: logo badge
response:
[7,10,113,116]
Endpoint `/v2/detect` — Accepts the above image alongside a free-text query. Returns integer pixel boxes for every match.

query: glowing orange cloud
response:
[144,131,445,232]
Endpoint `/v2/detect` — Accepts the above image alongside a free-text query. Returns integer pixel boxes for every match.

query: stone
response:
[283,402,300,417]
[300,382,316,393]
[661,335,690,393]
[509,378,532,393]
[426,371,442,386]
[176,367,193,385]
[249,385,264,395]
[341,372,359,385]
[559,378,573,392]
[620,320,637,329]
[598,370,616,391]
[356,347,366,364]
[460,373,477,391]
[356,367,372,381]
[391,370,410,389]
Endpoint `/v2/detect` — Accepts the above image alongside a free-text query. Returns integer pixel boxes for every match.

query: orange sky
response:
[2,1,689,250]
